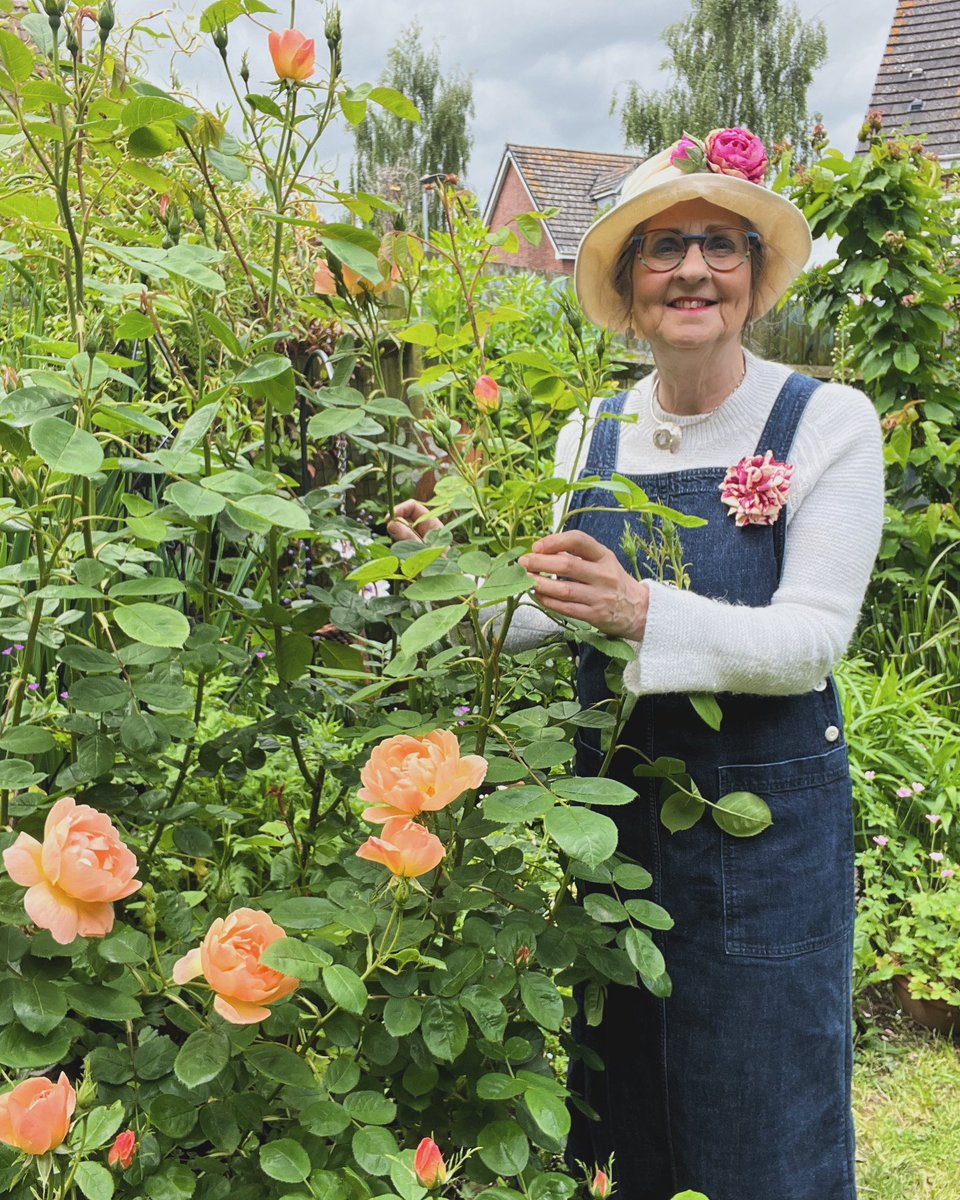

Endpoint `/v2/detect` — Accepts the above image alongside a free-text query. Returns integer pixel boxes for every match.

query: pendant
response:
[652,423,682,453]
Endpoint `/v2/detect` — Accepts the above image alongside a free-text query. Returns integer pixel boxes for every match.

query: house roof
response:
[485,144,642,259]
[864,0,960,164]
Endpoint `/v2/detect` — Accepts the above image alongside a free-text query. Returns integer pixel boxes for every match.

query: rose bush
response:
[0,3,720,1199]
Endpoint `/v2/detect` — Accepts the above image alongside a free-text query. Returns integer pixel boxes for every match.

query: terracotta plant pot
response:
[893,975,960,1036]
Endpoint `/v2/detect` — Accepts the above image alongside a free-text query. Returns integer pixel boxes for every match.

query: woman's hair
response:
[613,217,767,331]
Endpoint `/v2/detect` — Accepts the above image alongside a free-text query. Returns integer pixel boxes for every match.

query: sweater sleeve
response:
[622,385,885,696]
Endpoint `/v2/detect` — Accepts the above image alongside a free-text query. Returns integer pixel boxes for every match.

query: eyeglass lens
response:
[638,228,754,272]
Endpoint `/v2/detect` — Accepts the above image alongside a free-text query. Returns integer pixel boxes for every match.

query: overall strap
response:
[753,371,821,462]
[753,372,822,581]
[582,391,629,475]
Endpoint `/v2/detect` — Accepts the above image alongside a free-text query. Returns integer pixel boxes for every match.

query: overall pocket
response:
[718,743,855,958]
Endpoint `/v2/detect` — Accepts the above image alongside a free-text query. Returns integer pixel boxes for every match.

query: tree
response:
[353,23,474,235]
[617,0,827,160]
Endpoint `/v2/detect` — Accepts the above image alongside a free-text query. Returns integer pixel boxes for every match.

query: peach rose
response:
[0,1073,76,1155]
[2,798,141,945]
[173,908,299,1025]
[473,375,500,415]
[356,817,446,878]
[108,1128,137,1169]
[359,729,488,823]
[268,28,315,82]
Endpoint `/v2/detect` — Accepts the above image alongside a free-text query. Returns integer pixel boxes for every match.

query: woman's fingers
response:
[387,500,443,542]
[529,530,607,559]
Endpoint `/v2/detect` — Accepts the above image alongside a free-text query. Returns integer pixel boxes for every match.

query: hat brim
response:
[575,162,812,333]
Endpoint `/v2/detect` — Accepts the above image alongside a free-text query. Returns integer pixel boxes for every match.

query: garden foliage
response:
[0,5,716,1199]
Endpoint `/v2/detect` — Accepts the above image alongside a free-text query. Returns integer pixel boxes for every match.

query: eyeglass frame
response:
[630,228,760,273]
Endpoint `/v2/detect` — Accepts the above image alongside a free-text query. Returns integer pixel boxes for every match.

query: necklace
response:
[650,366,746,453]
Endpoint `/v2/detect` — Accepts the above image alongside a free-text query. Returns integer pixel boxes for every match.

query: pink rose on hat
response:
[705,128,769,183]
[720,450,793,527]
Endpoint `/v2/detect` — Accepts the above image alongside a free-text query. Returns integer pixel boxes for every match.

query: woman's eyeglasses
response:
[631,228,759,272]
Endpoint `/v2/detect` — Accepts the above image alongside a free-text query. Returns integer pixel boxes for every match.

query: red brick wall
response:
[487,161,572,275]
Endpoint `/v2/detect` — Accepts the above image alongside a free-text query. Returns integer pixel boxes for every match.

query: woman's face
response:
[629,199,754,354]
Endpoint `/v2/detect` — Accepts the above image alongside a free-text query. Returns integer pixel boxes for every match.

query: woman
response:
[392,128,883,1200]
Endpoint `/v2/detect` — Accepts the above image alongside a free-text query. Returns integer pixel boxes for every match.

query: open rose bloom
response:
[0,1073,76,1156]
[268,28,315,82]
[2,798,141,944]
[173,908,298,1024]
[705,127,769,183]
[720,450,793,527]
[356,817,446,878]
[359,729,488,823]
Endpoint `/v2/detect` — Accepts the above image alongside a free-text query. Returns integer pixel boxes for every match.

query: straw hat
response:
[575,130,812,333]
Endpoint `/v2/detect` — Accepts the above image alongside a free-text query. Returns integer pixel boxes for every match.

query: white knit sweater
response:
[502,350,885,696]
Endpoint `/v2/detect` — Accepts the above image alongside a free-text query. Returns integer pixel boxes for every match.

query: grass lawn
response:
[854,1010,960,1199]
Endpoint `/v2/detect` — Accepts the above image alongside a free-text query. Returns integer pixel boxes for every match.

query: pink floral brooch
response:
[720,450,793,526]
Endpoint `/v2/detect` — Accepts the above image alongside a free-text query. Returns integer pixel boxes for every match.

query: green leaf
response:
[404,572,474,602]
[13,977,68,1034]
[524,1085,570,1140]
[519,973,564,1031]
[0,1020,80,1068]
[0,759,45,789]
[82,1102,125,1151]
[661,791,705,833]
[171,401,220,454]
[477,1120,529,1176]
[613,862,653,890]
[342,1091,396,1125]
[64,677,131,715]
[368,85,420,122]
[347,556,400,585]
[551,776,636,805]
[322,964,368,1015]
[246,1043,316,1089]
[0,28,35,83]
[712,791,773,837]
[396,322,437,347]
[583,893,627,924]
[624,899,674,930]
[351,1126,399,1176]
[476,1073,526,1100]
[300,1098,351,1137]
[420,997,468,1062]
[483,785,555,824]
[162,243,225,293]
[174,1029,230,1087]
[259,1139,311,1184]
[74,1162,115,1200]
[259,938,331,980]
[624,927,666,982]
[121,96,195,129]
[109,577,186,599]
[277,632,314,682]
[893,344,920,374]
[399,604,468,656]
[114,603,190,648]
[30,418,104,476]
[166,480,226,518]
[689,693,722,730]
[227,493,311,531]
[66,984,142,1022]
[307,408,365,439]
[318,226,382,280]
[544,806,618,868]
[99,928,151,964]
[383,996,421,1037]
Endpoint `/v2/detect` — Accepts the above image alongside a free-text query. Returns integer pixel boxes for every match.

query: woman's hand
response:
[387,500,444,544]
[519,530,649,641]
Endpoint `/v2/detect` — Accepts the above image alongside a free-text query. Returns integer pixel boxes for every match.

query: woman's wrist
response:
[627,578,650,642]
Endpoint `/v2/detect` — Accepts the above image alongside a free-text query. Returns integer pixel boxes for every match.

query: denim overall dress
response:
[564,374,857,1200]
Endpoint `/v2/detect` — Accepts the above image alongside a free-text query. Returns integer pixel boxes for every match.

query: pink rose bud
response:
[269,28,315,82]
[670,134,706,173]
[473,375,500,415]
[108,1129,137,1169]
[515,945,531,968]
[0,1073,76,1155]
[590,1168,611,1198]
[414,1137,447,1188]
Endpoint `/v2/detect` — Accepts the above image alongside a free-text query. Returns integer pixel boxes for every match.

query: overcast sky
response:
[124,0,898,209]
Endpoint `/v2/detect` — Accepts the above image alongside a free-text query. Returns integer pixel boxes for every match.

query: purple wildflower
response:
[930,851,945,862]
[873,835,889,847]
[896,786,912,798]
